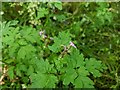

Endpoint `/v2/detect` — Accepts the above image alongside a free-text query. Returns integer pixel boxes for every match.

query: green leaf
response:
[70,49,85,68]
[8,43,19,57]
[81,77,94,88]
[15,65,22,77]
[18,39,27,45]
[55,15,66,22]
[37,8,49,19]
[17,46,26,59]
[19,64,27,72]
[74,76,83,88]
[77,66,89,76]
[45,75,58,88]
[30,73,47,88]
[54,2,62,10]
[30,73,58,88]
[3,35,15,45]
[4,59,14,64]
[63,68,77,85]
[48,31,71,53]
[74,76,94,88]
[85,58,103,77]
[27,65,34,76]
[7,66,14,80]
[9,20,19,26]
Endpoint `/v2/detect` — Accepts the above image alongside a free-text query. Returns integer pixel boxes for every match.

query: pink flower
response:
[70,41,77,48]
[39,31,44,36]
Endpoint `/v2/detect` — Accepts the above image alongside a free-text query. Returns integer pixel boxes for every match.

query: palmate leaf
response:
[30,73,58,88]
[85,58,104,77]
[74,76,94,88]
[17,46,26,59]
[63,68,77,85]
[48,31,71,53]
[69,49,85,68]
[27,65,34,76]
[37,8,49,19]
[35,58,53,73]
[30,59,58,88]
[77,66,89,76]
[61,48,105,88]
[17,45,36,60]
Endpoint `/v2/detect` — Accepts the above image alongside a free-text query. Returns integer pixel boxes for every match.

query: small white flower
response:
[70,41,77,48]
[0,11,4,15]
